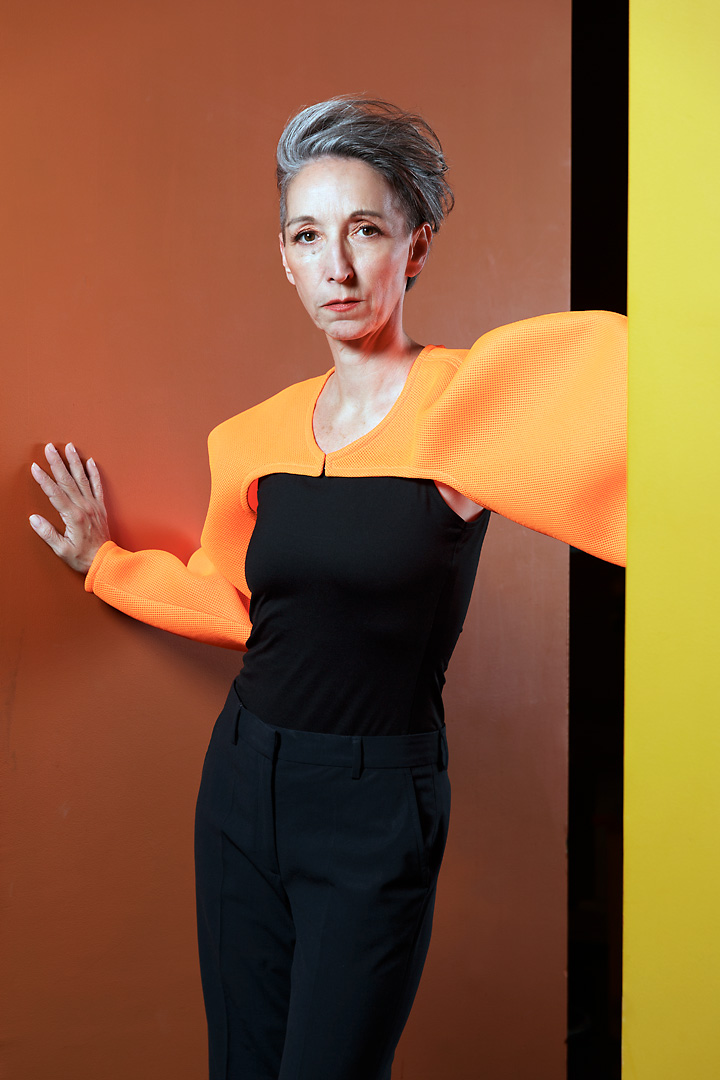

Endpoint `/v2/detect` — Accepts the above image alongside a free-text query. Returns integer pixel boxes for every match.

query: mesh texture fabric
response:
[86,310,627,649]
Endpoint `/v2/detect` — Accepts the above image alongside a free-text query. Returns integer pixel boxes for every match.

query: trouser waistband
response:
[230,686,448,777]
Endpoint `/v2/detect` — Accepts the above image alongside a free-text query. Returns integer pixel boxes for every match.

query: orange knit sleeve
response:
[409,310,627,565]
[84,539,252,650]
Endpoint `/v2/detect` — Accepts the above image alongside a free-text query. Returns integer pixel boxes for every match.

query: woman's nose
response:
[325,239,354,282]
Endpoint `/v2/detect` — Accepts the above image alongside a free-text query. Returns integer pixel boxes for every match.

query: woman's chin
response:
[318,317,373,343]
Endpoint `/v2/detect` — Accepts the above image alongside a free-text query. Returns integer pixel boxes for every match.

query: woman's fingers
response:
[64,442,93,497]
[44,442,83,498]
[30,445,111,572]
[28,512,66,556]
[30,459,75,518]
[33,445,99,514]
[86,456,105,505]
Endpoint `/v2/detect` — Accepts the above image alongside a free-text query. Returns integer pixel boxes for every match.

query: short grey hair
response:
[276,97,454,289]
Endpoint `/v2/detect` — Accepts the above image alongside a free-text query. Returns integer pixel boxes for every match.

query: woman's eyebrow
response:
[286,209,386,228]
[348,209,385,219]
[286,215,318,228]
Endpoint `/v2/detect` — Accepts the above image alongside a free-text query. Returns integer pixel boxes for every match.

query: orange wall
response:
[1,1,571,1077]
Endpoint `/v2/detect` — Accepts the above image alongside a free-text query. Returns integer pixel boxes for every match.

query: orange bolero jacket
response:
[85,309,627,652]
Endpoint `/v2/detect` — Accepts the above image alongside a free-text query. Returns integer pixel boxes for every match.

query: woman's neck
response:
[324,313,421,410]
[313,322,423,454]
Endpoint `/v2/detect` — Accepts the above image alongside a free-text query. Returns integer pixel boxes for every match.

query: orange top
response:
[85,309,627,651]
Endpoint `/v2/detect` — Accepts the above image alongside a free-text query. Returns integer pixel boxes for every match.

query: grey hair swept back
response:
[276,97,454,288]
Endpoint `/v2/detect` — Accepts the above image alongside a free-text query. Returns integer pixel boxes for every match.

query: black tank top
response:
[234,473,490,736]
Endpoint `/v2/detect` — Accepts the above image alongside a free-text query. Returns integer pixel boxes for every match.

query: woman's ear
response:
[405,223,433,283]
[278,232,296,286]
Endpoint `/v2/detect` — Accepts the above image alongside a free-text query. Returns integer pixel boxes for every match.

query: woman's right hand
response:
[30,443,111,574]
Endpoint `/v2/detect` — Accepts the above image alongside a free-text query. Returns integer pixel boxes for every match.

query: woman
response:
[30,97,626,1080]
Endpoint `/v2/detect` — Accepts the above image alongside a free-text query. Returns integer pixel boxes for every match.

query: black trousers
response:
[194,685,451,1080]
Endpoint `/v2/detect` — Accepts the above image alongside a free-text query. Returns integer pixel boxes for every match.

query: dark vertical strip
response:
[568,3,628,1078]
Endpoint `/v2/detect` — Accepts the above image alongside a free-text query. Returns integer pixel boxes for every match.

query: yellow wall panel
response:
[625,1,720,1076]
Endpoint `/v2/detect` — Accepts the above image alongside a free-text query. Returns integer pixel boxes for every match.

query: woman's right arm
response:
[30,442,252,650]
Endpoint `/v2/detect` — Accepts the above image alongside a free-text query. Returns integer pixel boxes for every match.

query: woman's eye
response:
[295,230,318,244]
[358,225,378,237]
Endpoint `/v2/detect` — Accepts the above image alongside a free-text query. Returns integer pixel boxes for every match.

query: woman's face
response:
[279,156,430,344]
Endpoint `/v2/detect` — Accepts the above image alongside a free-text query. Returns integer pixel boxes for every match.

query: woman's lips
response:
[322,300,363,311]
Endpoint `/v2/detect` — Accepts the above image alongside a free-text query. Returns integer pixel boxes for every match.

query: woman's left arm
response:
[426,310,627,565]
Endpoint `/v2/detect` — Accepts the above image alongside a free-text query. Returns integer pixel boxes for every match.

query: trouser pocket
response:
[404,764,450,887]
